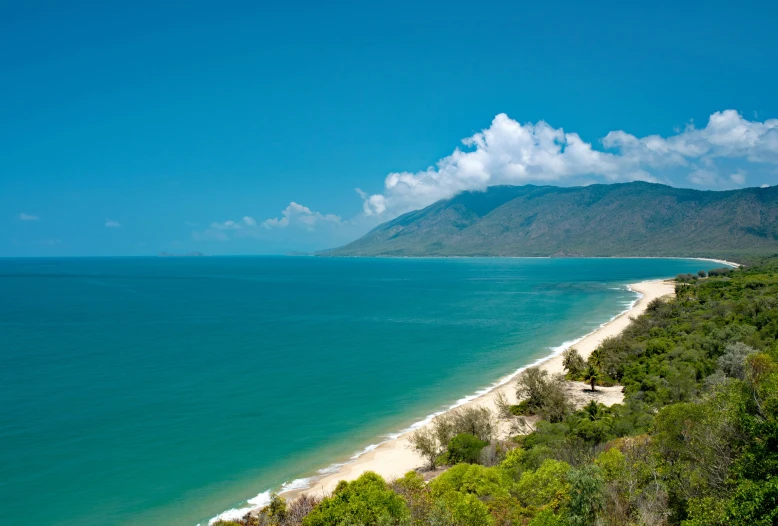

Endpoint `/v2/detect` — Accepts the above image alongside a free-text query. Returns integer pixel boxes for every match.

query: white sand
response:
[281,279,675,501]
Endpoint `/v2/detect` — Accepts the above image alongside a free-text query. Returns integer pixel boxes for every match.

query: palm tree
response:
[588,348,603,368]
[584,364,600,392]
[583,400,604,421]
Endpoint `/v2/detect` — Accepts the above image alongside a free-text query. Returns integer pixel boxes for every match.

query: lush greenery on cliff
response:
[322,182,778,259]
[217,259,778,525]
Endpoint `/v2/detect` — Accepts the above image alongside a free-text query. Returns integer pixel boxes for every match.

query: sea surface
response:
[0,257,713,525]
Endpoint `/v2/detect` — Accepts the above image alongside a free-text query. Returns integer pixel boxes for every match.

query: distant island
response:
[321,182,778,260]
[157,251,208,257]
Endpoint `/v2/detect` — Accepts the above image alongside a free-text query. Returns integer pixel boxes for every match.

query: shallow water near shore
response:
[0,256,711,525]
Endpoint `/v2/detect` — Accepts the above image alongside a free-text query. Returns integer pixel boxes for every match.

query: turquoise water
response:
[0,257,712,525]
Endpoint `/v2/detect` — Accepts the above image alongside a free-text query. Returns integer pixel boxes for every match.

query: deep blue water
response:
[0,257,713,525]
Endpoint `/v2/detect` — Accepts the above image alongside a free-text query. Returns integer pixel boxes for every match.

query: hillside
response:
[322,182,778,259]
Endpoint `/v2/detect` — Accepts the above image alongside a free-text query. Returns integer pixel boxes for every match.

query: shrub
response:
[447,433,489,464]
[301,472,409,526]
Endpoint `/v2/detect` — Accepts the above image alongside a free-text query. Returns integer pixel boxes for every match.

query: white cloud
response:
[730,170,747,185]
[359,114,659,216]
[19,212,39,221]
[193,204,343,242]
[262,202,341,230]
[762,184,772,188]
[209,216,257,230]
[200,109,777,246]
[105,219,121,228]
[688,169,720,186]
[604,110,778,164]
[353,110,778,218]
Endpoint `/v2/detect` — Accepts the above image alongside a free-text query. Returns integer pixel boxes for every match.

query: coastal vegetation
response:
[321,182,778,259]
[217,258,778,525]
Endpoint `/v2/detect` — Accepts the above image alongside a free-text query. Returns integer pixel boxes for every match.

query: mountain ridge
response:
[321,182,778,259]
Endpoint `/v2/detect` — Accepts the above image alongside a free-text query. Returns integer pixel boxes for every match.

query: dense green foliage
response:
[221,259,778,525]
[322,182,778,258]
[301,472,410,526]
[446,433,490,465]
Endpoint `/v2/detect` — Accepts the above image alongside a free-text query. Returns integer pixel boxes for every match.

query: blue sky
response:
[2,0,778,256]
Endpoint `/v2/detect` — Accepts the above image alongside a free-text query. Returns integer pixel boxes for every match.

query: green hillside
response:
[322,182,778,260]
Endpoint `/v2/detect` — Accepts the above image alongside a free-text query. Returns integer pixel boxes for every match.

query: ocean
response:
[0,256,712,525]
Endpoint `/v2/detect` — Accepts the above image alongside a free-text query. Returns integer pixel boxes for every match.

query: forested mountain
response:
[323,182,778,259]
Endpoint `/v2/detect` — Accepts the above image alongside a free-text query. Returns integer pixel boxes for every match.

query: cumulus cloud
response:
[262,202,341,230]
[603,110,778,165]
[105,219,121,228]
[18,212,39,221]
[359,114,656,216]
[193,203,343,242]
[199,109,778,246]
[357,110,778,217]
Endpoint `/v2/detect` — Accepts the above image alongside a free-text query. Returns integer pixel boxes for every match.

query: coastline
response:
[317,255,742,269]
[209,278,676,524]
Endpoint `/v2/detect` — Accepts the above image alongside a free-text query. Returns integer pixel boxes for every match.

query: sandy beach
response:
[278,278,675,502]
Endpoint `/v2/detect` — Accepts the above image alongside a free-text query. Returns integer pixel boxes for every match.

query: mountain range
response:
[322,182,778,259]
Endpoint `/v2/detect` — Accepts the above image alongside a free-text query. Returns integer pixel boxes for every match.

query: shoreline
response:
[316,255,742,268]
[208,278,677,524]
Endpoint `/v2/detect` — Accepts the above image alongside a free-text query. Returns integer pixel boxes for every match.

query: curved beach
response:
[202,278,676,526]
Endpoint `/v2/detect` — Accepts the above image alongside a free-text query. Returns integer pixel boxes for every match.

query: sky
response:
[2,0,778,256]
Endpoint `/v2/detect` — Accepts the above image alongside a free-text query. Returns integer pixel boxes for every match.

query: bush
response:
[301,472,409,526]
[447,433,489,464]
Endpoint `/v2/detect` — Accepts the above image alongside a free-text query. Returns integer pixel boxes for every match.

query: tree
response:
[516,367,573,423]
[583,400,605,421]
[588,348,603,368]
[409,426,440,469]
[515,459,572,510]
[566,465,605,526]
[562,348,586,378]
[409,406,495,468]
[584,364,600,392]
[517,367,552,411]
[718,342,758,380]
[430,463,512,524]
